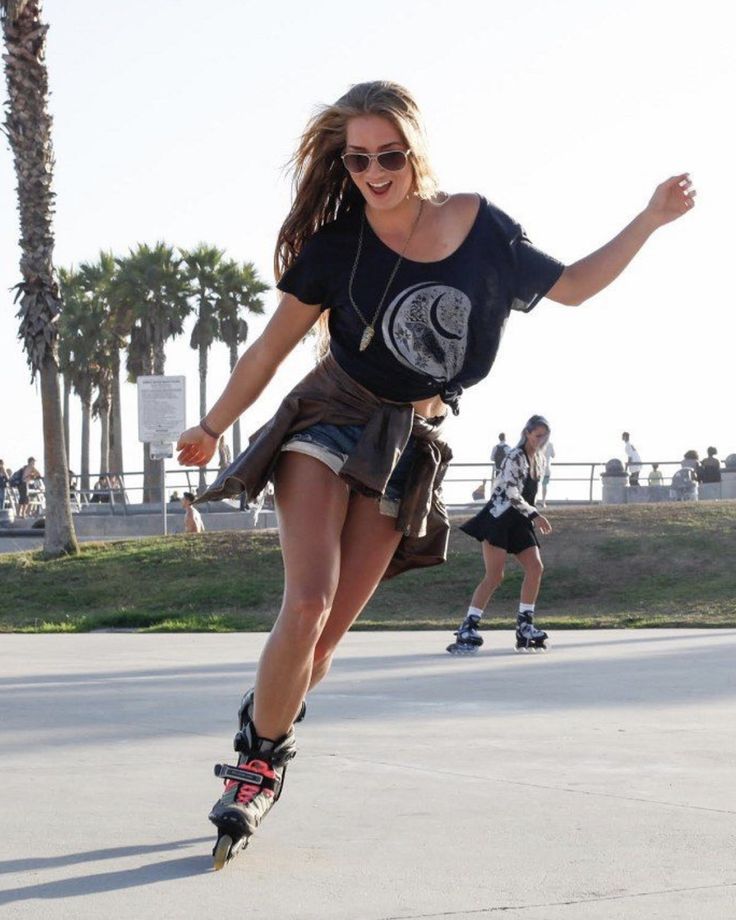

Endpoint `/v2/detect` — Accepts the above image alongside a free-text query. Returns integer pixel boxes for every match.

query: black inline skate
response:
[446,613,484,655]
[209,695,297,869]
[515,611,548,652]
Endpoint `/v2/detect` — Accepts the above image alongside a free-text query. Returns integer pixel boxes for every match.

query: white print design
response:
[381,282,471,381]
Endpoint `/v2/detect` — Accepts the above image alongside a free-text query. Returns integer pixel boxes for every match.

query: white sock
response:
[519,603,535,614]
[467,605,483,621]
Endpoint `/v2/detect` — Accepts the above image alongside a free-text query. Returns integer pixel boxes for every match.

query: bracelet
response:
[199,418,221,439]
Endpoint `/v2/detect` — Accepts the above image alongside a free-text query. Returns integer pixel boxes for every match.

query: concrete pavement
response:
[1,630,735,919]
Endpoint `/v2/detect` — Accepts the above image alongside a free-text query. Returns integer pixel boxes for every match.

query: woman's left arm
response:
[546,174,696,307]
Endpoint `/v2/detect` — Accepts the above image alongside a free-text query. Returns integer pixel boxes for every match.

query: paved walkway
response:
[1,630,735,919]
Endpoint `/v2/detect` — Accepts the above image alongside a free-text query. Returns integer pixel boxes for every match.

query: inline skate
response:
[209,694,297,869]
[446,613,484,655]
[515,611,548,651]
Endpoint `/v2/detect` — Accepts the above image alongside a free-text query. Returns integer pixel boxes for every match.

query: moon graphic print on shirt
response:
[381,282,472,382]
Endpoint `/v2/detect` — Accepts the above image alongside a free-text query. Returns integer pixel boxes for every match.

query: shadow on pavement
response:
[2,633,736,754]
[0,837,210,875]
[0,851,212,906]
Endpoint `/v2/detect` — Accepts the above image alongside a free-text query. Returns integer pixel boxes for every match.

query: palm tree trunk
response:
[143,335,166,503]
[80,395,91,496]
[99,403,110,476]
[3,0,77,556]
[198,341,208,493]
[40,358,77,555]
[230,342,241,457]
[62,371,70,466]
[109,348,124,476]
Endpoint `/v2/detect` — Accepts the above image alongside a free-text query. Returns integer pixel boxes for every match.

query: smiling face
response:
[344,114,414,212]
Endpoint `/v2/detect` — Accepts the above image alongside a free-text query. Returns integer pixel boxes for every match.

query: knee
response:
[282,592,333,646]
[483,568,503,591]
[530,559,544,578]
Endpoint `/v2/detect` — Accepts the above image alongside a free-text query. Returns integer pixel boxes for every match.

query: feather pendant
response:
[359,325,374,351]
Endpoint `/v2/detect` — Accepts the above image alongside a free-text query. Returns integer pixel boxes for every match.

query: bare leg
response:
[469,542,507,611]
[516,546,544,605]
[253,453,349,739]
[309,493,403,688]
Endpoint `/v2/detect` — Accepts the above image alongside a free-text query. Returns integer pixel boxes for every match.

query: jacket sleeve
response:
[500,451,538,519]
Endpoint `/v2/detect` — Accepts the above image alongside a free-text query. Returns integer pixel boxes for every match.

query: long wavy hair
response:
[515,415,551,481]
[275,81,440,355]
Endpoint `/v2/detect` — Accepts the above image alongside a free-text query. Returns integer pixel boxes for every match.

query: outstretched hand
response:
[177,426,217,468]
[645,174,696,228]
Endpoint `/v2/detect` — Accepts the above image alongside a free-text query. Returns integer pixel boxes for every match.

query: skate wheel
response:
[212,833,248,870]
[212,834,233,870]
[446,643,478,655]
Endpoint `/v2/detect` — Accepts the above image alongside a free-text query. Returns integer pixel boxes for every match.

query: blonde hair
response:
[275,81,440,356]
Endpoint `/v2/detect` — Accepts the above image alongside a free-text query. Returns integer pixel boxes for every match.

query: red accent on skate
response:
[223,759,276,806]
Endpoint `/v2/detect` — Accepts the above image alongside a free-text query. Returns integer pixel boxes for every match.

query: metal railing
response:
[442,460,692,505]
[2,459,728,520]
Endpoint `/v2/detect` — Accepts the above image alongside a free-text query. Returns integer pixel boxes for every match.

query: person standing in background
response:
[181,491,205,533]
[0,460,9,511]
[699,447,721,484]
[622,432,642,486]
[648,463,664,486]
[491,433,509,475]
[540,439,555,507]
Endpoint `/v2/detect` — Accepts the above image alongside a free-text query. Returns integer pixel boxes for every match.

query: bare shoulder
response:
[431,192,482,230]
[446,192,482,218]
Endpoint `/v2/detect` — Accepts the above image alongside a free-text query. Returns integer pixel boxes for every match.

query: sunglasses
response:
[340,148,411,174]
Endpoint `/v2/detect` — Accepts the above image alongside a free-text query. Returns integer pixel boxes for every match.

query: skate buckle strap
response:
[214,763,277,792]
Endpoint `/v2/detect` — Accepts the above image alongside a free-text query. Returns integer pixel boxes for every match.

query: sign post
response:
[137,376,186,535]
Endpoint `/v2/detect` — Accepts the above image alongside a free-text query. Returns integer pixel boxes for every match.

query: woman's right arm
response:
[176,294,322,467]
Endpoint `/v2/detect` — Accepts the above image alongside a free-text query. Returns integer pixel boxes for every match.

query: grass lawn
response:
[2,503,735,632]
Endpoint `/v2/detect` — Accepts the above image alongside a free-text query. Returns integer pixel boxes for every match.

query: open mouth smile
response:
[367,180,391,196]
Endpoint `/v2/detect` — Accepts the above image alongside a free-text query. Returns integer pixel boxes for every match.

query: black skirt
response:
[460,503,539,555]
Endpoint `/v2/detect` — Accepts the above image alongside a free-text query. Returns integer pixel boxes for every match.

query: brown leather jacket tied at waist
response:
[195,355,453,579]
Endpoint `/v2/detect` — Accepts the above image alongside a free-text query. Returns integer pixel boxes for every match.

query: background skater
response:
[448,416,553,654]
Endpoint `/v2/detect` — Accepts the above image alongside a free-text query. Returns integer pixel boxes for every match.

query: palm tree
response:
[2,0,77,555]
[117,243,191,502]
[180,244,226,492]
[216,259,267,456]
[58,268,90,493]
[58,267,113,497]
[81,252,127,478]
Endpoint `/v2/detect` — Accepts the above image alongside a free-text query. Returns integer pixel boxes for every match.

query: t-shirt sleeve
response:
[276,234,329,309]
[485,200,565,313]
[509,225,565,313]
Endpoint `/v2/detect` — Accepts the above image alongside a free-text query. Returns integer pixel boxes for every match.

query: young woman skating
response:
[448,416,552,655]
[175,80,696,867]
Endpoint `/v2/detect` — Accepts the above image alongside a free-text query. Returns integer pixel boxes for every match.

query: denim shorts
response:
[282,422,416,517]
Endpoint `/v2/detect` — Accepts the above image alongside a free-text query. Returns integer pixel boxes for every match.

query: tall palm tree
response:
[117,243,191,502]
[58,267,111,497]
[216,259,267,456]
[2,0,77,555]
[181,244,225,492]
[82,251,127,478]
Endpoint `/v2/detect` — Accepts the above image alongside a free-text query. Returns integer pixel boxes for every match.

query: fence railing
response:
[2,459,702,519]
[443,460,690,505]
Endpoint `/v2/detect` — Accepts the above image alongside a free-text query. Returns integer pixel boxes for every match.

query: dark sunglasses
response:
[340,148,411,174]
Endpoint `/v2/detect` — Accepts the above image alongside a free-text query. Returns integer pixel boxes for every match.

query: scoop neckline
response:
[362,194,483,267]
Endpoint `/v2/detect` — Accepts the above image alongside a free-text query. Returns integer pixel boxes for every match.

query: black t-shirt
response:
[278,196,564,411]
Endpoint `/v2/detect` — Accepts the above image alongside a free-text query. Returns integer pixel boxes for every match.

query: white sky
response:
[1,0,733,496]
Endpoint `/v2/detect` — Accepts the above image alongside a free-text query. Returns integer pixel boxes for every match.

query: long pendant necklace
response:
[348,200,425,352]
